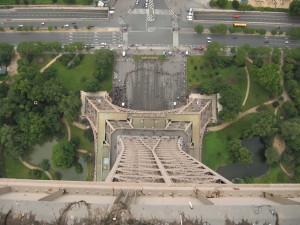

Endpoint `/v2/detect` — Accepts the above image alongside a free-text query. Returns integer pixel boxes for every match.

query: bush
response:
[256,29,267,35]
[53,171,62,180]
[70,136,80,149]
[209,24,227,34]
[271,29,278,35]
[29,169,42,179]
[194,24,204,34]
[74,162,83,174]
[84,128,94,141]
[40,159,50,171]
[83,154,94,163]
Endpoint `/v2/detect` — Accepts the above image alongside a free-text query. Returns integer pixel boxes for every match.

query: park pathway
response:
[18,157,53,180]
[72,121,87,130]
[61,118,71,141]
[242,66,250,106]
[40,53,62,73]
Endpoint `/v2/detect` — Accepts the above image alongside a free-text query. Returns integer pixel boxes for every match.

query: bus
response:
[233,23,247,27]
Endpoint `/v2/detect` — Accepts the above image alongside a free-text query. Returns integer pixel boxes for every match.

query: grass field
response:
[51,54,95,91]
[187,56,247,98]
[51,54,112,92]
[4,155,31,179]
[242,63,273,111]
[70,124,93,152]
[203,113,258,170]
[254,166,290,183]
[30,54,57,71]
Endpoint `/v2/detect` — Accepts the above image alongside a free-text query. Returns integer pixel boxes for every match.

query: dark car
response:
[264,39,269,43]
[232,35,237,39]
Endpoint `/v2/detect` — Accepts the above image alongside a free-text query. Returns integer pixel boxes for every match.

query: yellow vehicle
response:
[233,23,247,27]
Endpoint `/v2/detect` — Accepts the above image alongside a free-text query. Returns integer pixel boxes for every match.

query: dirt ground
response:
[7,50,20,75]
[247,0,292,8]
[273,134,286,155]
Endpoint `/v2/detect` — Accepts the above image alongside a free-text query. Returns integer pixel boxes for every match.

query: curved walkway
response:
[242,66,250,106]
[208,99,277,132]
[61,118,71,141]
[18,157,53,180]
[40,53,62,73]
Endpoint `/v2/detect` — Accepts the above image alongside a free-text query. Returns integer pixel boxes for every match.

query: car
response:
[145,3,148,8]
[41,22,45,25]
[264,39,269,43]
[232,35,237,39]
[64,24,69,27]
[207,40,211,43]
[206,37,212,40]
[118,44,123,48]
[136,0,139,4]
[233,14,240,19]
[285,40,290,44]
[187,15,193,21]
[18,24,24,27]
[71,22,76,24]
[276,26,280,29]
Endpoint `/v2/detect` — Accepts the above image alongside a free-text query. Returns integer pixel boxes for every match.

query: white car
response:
[206,37,212,40]
[64,24,69,27]
[207,40,211,43]
[18,24,24,27]
[187,15,193,21]
[41,22,45,25]
[135,0,139,4]
[285,40,290,44]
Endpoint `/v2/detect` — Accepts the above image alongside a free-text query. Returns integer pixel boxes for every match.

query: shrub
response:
[74,162,83,174]
[40,159,50,171]
[271,29,277,35]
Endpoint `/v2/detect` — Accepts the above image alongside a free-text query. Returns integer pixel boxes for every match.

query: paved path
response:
[242,66,250,106]
[208,99,277,132]
[61,118,71,141]
[77,149,89,154]
[72,121,87,130]
[18,158,53,180]
[40,53,62,73]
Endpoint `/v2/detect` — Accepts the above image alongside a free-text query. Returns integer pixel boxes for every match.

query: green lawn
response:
[4,155,31,179]
[254,166,290,183]
[30,54,57,71]
[51,54,112,92]
[70,124,93,152]
[242,64,273,111]
[187,56,247,98]
[51,54,95,91]
[203,113,258,170]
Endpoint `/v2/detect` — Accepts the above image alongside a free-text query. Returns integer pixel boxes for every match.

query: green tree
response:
[219,85,242,121]
[40,159,50,171]
[280,118,300,152]
[53,171,62,180]
[289,0,300,16]
[264,146,280,167]
[0,43,14,66]
[216,0,228,8]
[209,24,227,34]
[243,110,278,138]
[203,42,226,68]
[29,169,42,179]
[52,141,75,168]
[228,138,253,164]
[60,91,82,122]
[282,102,298,119]
[272,47,281,64]
[93,49,115,81]
[194,24,204,34]
[232,0,239,9]
[271,29,278,35]
[288,27,300,39]
[70,136,80,149]
[233,47,247,67]
[252,64,282,96]
[74,162,83,174]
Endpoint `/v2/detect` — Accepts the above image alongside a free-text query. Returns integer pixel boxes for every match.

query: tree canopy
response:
[52,141,76,168]
[0,43,14,66]
[219,85,243,121]
[228,138,253,164]
[264,146,280,167]
[59,91,82,123]
[289,0,300,16]
[194,24,204,34]
[93,49,115,82]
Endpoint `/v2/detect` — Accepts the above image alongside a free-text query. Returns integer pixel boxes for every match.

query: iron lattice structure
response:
[81,91,229,184]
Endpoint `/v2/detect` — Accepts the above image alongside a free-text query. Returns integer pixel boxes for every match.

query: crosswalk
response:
[129,8,172,15]
[147,27,155,32]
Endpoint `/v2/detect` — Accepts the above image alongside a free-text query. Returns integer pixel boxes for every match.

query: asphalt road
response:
[0,8,109,19]
[0,31,123,46]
